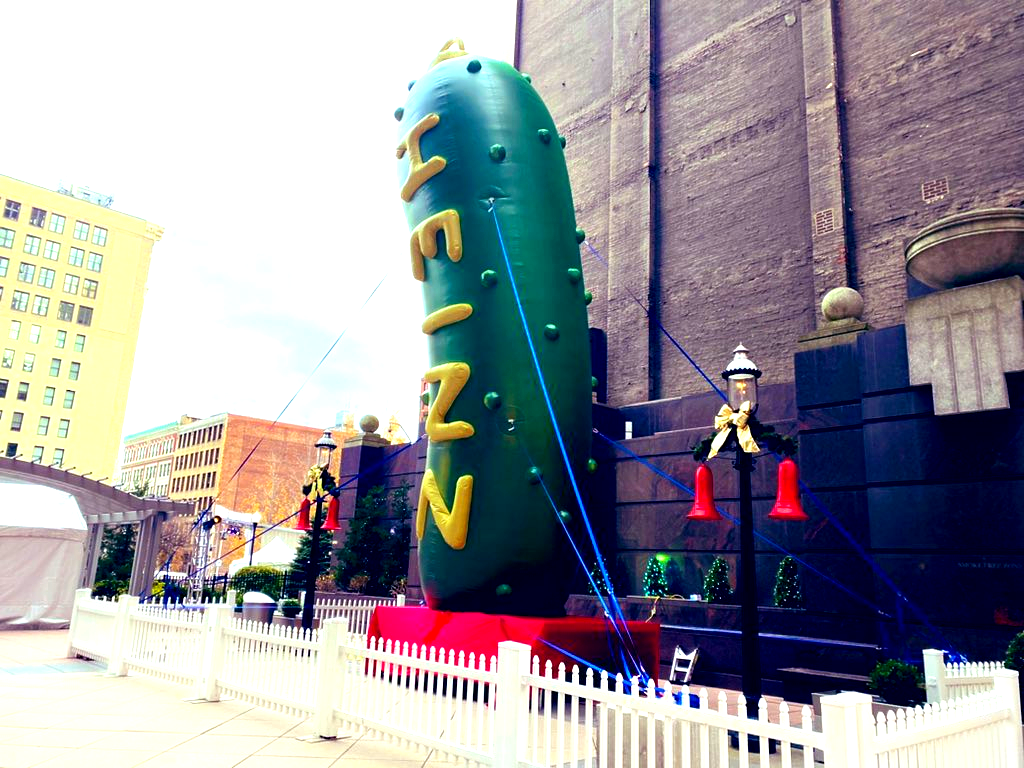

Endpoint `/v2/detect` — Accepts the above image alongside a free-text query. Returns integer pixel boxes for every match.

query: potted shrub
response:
[703,557,732,603]
[869,659,924,706]
[280,598,301,619]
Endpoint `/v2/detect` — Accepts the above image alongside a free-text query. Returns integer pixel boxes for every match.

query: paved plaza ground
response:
[0,630,433,768]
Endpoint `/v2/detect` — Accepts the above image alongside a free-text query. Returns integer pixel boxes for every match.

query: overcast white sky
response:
[1,1,517,441]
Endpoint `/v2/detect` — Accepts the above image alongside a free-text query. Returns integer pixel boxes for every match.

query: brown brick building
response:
[514,0,1022,405]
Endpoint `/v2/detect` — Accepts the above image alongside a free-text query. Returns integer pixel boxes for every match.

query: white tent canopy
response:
[0,481,86,628]
[227,529,300,576]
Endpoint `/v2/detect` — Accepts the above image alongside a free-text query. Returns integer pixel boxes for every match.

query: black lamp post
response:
[722,345,763,720]
[301,429,337,631]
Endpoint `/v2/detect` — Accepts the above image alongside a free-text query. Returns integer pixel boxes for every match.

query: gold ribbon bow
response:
[304,465,324,499]
[707,401,759,459]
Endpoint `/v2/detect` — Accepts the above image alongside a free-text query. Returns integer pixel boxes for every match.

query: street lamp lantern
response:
[315,429,337,468]
[722,344,761,411]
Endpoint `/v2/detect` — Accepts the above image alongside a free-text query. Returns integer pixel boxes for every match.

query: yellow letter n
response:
[417,470,473,550]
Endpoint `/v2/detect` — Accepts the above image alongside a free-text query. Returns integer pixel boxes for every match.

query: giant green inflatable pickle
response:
[395,40,593,616]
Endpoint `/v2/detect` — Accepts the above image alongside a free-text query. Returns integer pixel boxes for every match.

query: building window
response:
[11,412,23,432]
[0,258,6,278]
[42,386,54,406]
[17,262,35,282]
[8,320,20,340]
[63,390,75,409]
[43,241,60,260]
[37,416,49,436]
[76,306,92,326]
[31,296,49,316]
[4,201,21,221]
[49,358,61,376]
[5,443,17,458]
[37,267,55,289]
[86,253,103,272]
[48,213,65,234]
[91,227,108,246]
[57,419,70,438]
[51,447,64,465]
[10,291,29,312]
[16,382,28,401]
[57,302,74,322]
[29,325,40,344]
[31,445,44,463]
[68,248,84,267]
[0,379,6,397]
[22,353,34,372]
[29,208,46,228]
[0,228,13,249]
[82,279,98,299]
[68,361,80,380]
[63,274,80,294]
[73,334,85,352]
[55,330,66,348]
[1,349,12,368]
[23,236,40,256]
[73,221,89,240]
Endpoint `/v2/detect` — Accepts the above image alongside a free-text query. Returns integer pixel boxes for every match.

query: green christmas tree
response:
[288,529,334,579]
[772,555,805,608]
[642,556,668,597]
[587,555,614,596]
[336,484,411,596]
[703,557,732,603]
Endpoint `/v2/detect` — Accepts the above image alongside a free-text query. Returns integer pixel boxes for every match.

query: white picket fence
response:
[313,594,401,635]
[924,647,1007,702]
[67,591,1024,768]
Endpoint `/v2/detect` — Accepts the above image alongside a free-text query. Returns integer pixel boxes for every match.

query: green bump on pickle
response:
[544,324,560,340]
[538,129,551,144]
[559,135,567,148]
[591,376,598,390]
[575,227,586,244]
[467,59,482,73]
[408,80,416,91]
[489,144,507,162]
[527,466,543,484]
[480,269,498,287]
[522,73,532,83]
[394,107,404,121]
[567,268,581,284]
[586,458,598,474]
[584,290,593,305]
[559,510,572,523]
[496,584,513,596]
[484,391,502,410]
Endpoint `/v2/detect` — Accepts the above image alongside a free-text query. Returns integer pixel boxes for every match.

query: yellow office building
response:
[0,174,161,478]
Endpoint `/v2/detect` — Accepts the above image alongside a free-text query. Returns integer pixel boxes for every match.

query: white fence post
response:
[225,589,237,608]
[396,594,406,607]
[993,668,1024,768]
[314,617,348,738]
[493,641,531,768]
[819,691,874,768]
[66,588,92,657]
[106,594,140,676]
[923,648,948,703]
[200,604,231,701]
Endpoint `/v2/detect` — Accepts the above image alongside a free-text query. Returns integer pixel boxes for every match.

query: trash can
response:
[241,591,276,623]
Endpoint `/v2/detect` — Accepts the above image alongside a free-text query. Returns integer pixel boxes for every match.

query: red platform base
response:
[368,606,660,678]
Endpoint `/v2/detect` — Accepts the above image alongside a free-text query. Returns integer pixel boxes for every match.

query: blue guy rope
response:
[488,202,648,681]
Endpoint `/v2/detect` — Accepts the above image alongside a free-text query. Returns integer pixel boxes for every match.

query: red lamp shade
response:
[768,457,808,521]
[687,463,723,521]
[295,498,312,531]
[322,495,340,531]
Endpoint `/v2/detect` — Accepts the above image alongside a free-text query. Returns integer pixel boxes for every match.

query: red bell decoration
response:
[322,495,340,531]
[768,457,808,521]
[687,463,723,521]
[295,498,312,531]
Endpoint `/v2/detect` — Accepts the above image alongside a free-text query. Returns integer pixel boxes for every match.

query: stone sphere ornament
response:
[821,286,864,321]
[359,415,380,435]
